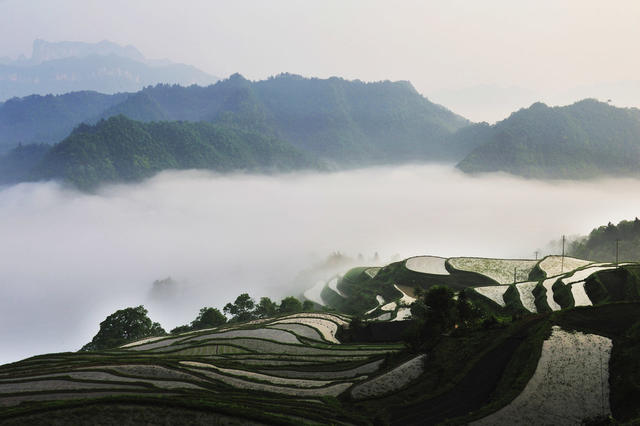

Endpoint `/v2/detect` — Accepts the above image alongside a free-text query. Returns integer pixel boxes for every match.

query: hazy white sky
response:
[2,1,639,94]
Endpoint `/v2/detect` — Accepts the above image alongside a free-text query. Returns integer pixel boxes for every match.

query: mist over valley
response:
[2,3,640,423]
[2,164,640,364]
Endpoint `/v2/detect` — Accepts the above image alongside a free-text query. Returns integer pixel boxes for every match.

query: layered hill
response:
[0,143,50,184]
[0,74,470,161]
[99,73,470,162]
[456,99,640,178]
[30,116,314,189]
[0,91,128,152]
[0,39,218,102]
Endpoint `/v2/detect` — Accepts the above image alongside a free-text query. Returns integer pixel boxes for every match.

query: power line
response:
[561,235,565,273]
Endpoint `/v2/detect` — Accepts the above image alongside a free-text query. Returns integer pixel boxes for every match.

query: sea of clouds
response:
[2,164,640,364]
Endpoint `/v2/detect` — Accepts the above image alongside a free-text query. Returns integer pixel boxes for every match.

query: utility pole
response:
[616,239,620,265]
[534,250,539,260]
[561,235,566,274]
[513,267,517,284]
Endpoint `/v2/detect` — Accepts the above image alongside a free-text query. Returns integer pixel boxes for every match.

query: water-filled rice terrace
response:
[326,254,640,319]
[3,256,640,424]
[0,312,409,424]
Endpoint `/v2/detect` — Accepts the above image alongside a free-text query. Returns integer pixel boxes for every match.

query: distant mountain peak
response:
[0,40,219,101]
[227,72,250,83]
[528,101,549,109]
[30,39,145,64]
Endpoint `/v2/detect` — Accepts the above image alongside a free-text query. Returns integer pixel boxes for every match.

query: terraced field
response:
[472,326,612,425]
[404,256,449,275]
[0,311,407,424]
[448,257,538,285]
[466,260,637,316]
[473,285,509,307]
[4,258,640,424]
[305,255,637,321]
[537,255,593,278]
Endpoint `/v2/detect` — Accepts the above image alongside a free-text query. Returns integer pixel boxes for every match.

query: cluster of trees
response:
[404,286,484,352]
[570,218,640,262]
[221,293,314,323]
[81,306,166,351]
[170,293,315,334]
[169,307,227,334]
[82,293,316,351]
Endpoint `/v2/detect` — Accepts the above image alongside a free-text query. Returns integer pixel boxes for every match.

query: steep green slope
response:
[456,99,640,178]
[33,115,315,189]
[252,74,470,162]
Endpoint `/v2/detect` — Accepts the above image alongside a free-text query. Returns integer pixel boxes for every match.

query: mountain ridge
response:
[456,99,640,178]
[31,115,316,189]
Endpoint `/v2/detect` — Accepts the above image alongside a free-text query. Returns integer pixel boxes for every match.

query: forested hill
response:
[456,99,640,178]
[570,217,640,263]
[31,116,315,189]
[0,91,128,151]
[0,74,471,163]
[102,73,470,162]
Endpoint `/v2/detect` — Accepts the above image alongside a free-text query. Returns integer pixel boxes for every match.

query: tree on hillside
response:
[223,293,257,322]
[456,291,481,327]
[81,305,166,351]
[255,297,278,318]
[191,307,226,329]
[170,324,192,334]
[302,300,315,311]
[279,296,303,314]
[406,286,482,352]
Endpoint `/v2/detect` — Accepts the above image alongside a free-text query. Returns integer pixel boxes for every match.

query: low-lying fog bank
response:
[2,164,640,364]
